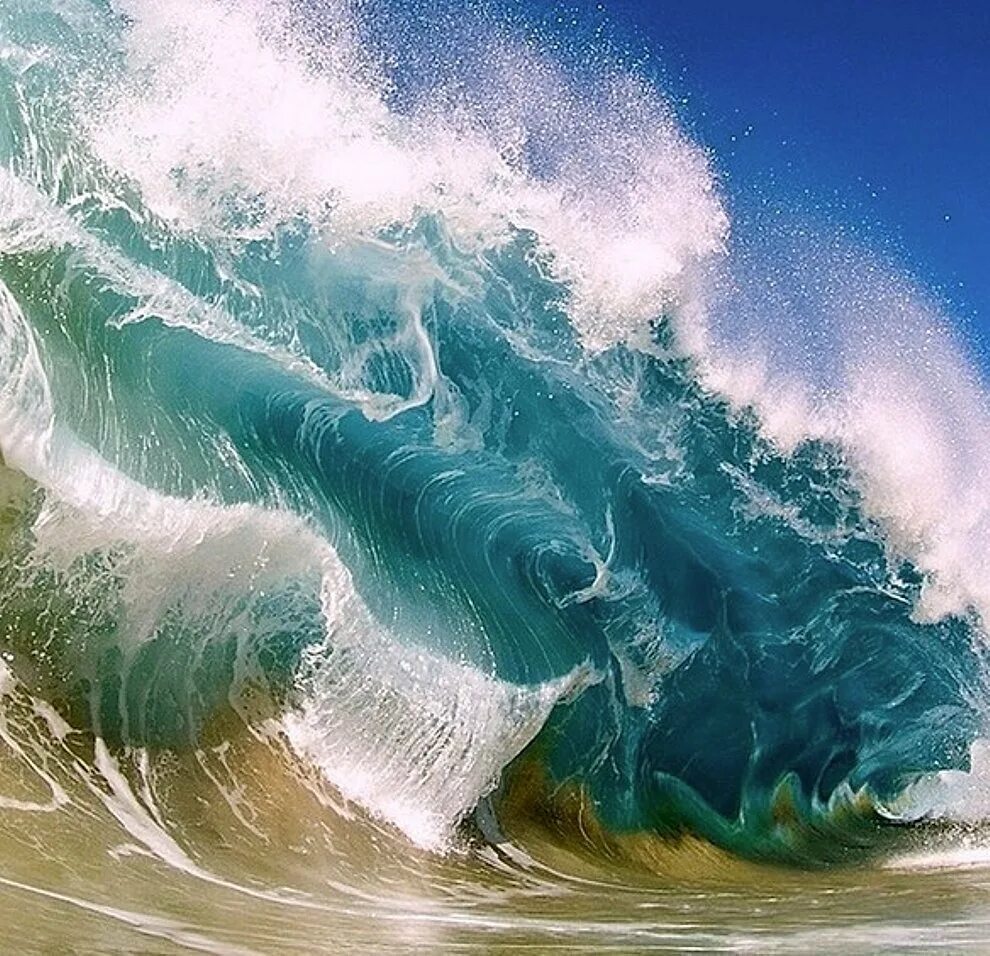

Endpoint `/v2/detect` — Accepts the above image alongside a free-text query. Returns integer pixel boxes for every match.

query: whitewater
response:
[2,0,990,951]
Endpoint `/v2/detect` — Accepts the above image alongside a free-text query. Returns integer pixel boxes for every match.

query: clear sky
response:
[599,0,990,356]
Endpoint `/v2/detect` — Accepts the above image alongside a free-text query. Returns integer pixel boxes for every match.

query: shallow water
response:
[2,687,990,956]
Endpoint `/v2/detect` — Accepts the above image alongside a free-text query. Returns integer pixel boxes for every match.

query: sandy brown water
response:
[0,672,989,956]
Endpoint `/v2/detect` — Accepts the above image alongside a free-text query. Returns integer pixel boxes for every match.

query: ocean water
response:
[2,0,990,951]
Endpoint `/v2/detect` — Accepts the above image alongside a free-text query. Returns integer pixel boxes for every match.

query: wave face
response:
[1,0,989,893]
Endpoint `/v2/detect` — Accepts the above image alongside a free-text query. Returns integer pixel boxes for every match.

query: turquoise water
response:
[2,0,990,951]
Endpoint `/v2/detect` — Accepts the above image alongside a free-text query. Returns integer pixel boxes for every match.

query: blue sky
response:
[601,0,990,353]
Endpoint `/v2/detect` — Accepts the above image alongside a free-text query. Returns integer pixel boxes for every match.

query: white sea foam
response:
[691,236,990,631]
[284,627,594,849]
[82,0,725,347]
[885,738,990,832]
